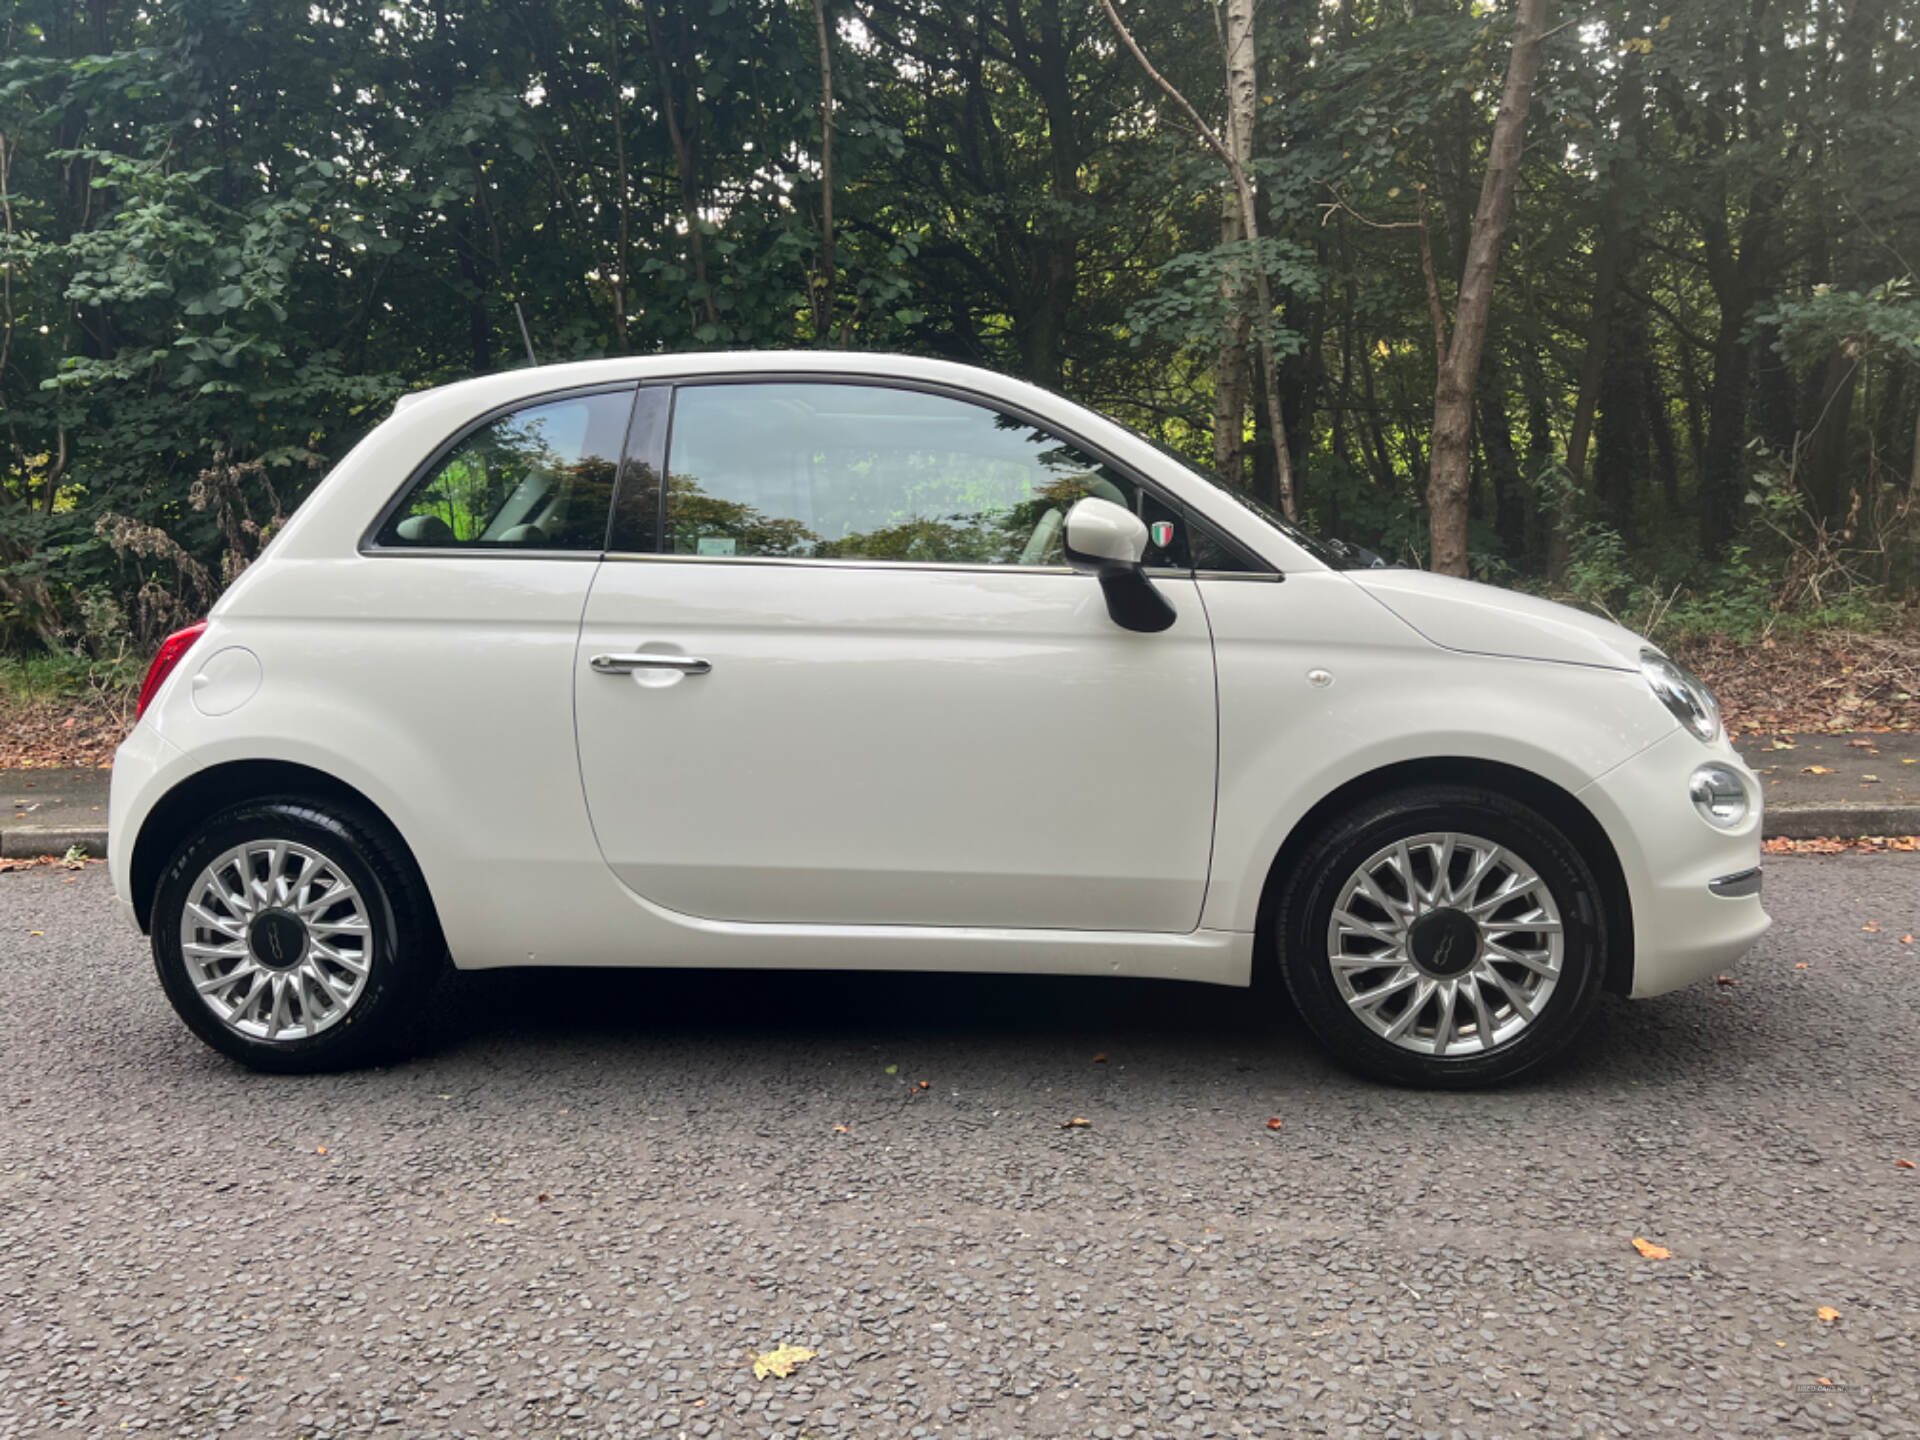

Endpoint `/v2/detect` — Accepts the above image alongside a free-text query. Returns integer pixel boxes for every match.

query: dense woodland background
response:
[1,0,1918,679]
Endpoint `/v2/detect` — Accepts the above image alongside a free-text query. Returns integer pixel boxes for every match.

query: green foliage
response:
[1126,237,1320,355]
[1534,458,1897,647]
[1757,280,1920,370]
[2,0,1917,680]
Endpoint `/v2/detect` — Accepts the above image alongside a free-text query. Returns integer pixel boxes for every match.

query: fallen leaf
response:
[488,1212,515,1226]
[537,1193,551,1203]
[1847,738,1876,747]
[315,1146,327,1155]
[1861,775,1881,783]
[1060,1116,1091,1129]
[1863,922,1882,933]
[1896,1158,1915,1169]
[1815,1377,1833,1386]
[883,1064,898,1075]
[832,1125,850,1134]
[915,1080,929,1090]
[1901,935,1914,945]
[1715,974,1738,986]
[1802,765,1837,775]
[1795,962,1809,969]
[28,931,43,937]
[1817,1306,1840,1322]
[751,1343,815,1380]
[1631,1236,1672,1260]
[1092,1052,1108,1063]
[1265,1117,1283,1131]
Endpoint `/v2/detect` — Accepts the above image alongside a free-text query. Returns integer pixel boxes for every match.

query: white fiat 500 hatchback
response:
[111,352,1768,1086]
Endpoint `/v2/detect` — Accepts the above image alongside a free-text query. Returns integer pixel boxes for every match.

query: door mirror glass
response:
[1062,497,1149,571]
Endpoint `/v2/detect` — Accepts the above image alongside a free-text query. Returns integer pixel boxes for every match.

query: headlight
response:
[1689,763,1750,829]
[1640,648,1720,742]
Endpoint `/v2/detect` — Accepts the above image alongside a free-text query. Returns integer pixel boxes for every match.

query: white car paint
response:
[577,559,1217,931]
[110,350,1768,1006]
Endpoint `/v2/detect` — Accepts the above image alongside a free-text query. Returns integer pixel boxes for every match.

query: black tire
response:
[1274,784,1609,1088]
[151,797,447,1073]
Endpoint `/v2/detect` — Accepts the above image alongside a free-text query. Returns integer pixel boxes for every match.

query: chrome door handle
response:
[590,653,713,675]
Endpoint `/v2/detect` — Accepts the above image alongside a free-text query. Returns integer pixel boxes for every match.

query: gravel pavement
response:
[2,860,1917,1439]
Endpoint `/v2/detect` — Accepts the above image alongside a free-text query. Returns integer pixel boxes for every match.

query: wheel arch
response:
[128,759,436,936]
[1252,756,1635,995]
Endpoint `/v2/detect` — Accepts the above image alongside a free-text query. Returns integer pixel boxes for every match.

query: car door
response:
[572,378,1220,933]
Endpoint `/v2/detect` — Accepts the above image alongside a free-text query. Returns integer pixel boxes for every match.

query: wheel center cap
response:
[1408,908,1479,978]
[248,909,309,970]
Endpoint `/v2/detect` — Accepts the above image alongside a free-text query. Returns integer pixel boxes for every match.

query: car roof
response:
[392,351,1051,413]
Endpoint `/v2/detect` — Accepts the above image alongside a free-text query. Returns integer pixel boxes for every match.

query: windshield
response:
[1116,423,1350,569]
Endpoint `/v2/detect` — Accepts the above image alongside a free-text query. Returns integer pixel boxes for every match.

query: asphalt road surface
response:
[2,859,1917,1440]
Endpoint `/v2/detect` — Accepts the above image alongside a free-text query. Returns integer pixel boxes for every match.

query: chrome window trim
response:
[359,547,602,562]
[597,550,1217,580]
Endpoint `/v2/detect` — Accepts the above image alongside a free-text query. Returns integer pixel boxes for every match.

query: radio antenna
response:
[512,300,539,367]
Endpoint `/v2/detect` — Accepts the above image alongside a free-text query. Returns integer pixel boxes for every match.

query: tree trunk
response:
[1357,331,1399,492]
[1426,0,1547,577]
[606,0,631,350]
[1646,352,1682,519]
[1552,131,1634,576]
[1804,351,1859,524]
[1699,292,1752,556]
[456,211,491,374]
[810,0,836,341]
[1477,369,1525,561]
[1594,294,1651,545]
[640,0,717,332]
[1010,0,1082,389]
[1101,0,1296,515]
[1211,0,1256,486]
[1696,0,1785,557]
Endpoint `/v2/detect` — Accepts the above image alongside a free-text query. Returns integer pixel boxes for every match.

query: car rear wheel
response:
[151,798,445,1072]
[1274,784,1609,1088]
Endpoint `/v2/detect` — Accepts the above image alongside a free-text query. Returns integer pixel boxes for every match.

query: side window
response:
[662,382,1193,568]
[1188,515,1263,573]
[374,388,634,551]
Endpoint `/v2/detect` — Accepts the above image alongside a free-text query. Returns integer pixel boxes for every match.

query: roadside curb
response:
[1762,804,1920,841]
[1,825,109,860]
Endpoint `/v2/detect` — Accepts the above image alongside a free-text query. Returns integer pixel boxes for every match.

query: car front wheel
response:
[1275,784,1610,1088]
[150,798,445,1072]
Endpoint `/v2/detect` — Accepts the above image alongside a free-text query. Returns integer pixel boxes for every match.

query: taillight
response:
[137,622,208,719]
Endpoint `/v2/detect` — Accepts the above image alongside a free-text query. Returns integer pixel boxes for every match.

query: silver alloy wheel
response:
[178,839,374,1043]
[1326,831,1563,1057]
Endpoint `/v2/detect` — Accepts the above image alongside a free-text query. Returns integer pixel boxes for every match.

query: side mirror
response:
[1062,497,1177,634]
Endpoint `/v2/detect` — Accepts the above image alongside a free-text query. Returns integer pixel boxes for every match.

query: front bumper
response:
[1579,725,1771,997]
